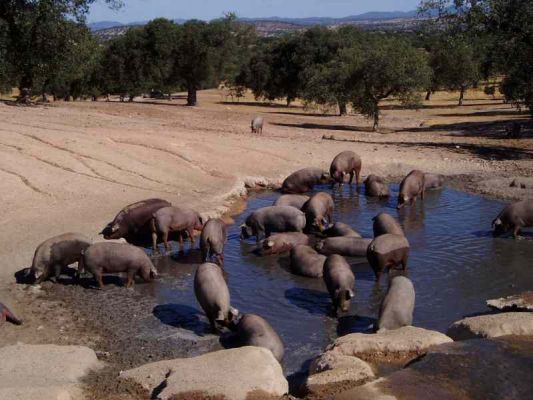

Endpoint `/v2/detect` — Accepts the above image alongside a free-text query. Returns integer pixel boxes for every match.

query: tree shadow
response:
[218,101,298,109]
[267,110,337,117]
[153,303,212,336]
[272,121,375,132]
[435,109,526,118]
[284,287,330,315]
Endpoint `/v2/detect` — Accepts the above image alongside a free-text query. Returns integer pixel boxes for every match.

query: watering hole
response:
[140,184,533,375]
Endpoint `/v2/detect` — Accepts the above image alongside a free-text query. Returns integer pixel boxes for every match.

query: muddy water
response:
[143,185,533,375]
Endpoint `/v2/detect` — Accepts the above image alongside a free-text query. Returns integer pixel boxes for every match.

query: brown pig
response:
[492,199,533,238]
[241,206,306,243]
[80,242,157,289]
[367,234,410,282]
[152,207,204,253]
[302,192,334,232]
[260,232,310,255]
[281,168,330,194]
[330,151,362,186]
[364,174,390,197]
[315,237,371,257]
[376,275,415,332]
[323,222,362,238]
[274,194,310,209]
[423,173,445,190]
[290,245,326,278]
[323,255,355,315]
[397,170,425,209]
[200,219,227,266]
[373,213,405,238]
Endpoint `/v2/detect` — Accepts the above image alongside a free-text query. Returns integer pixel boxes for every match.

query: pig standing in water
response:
[251,116,264,134]
[80,242,157,289]
[152,206,204,253]
[376,275,415,331]
[194,263,238,333]
[101,198,171,245]
[493,199,533,238]
[423,173,445,190]
[229,313,284,362]
[367,234,410,282]
[200,219,227,266]
[373,213,404,238]
[241,206,306,242]
[290,245,326,278]
[281,168,329,194]
[323,222,362,238]
[364,174,390,197]
[323,255,355,315]
[274,194,310,210]
[30,233,92,283]
[397,170,425,209]
[330,151,362,186]
[302,192,334,232]
[0,302,22,326]
[316,237,372,257]
[260,232,310,255]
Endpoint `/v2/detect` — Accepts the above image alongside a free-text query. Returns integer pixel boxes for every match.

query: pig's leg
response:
[163,230,170,253]
[187,228,195,250]
[513,226,522,239]
[126,269,135,288]
[95,271,105,290]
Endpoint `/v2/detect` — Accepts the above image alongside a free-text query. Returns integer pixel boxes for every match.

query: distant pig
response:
[274,194,310,210]
[260,232,310,255]
[80,242,157,289]
[200,219,227,266]
[302,192,334,232]
[323,222,362,238]
[31,233,92,284]
[330,151,362,186]
[100,198,171,245]
[364,174,390,197]
[229,313,284,362]
[367,234,410,282]
[423,173,445,190]
[376,275,415,331]
[397,170,425,209]
[241,206,306,242]
[290,245,326,278]
[194,263,238,333]
[373,213,404,238]
[251,116,264,134]
[152,206,204,253]
[492,199,533,238]
[323,255,355,315]
[315,237,372,257]
[281,168,330,194]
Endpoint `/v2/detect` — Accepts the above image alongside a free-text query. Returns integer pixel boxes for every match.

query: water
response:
[144,185,533,375]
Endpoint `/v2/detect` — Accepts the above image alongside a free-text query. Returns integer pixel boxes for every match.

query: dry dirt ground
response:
[0,88,531,398]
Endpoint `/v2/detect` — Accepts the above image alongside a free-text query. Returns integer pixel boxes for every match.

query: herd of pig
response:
[2,150,532,364]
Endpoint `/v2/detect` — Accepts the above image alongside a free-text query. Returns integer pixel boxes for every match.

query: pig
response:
[397,170,425,209]
[323,255,355,315]
[240,206,306,243]
[364,174,390,197]
[367,234,410,282]
[251,116,264,134]
[281,167,330,194]
[0,302,22,326]
[290,245,326,278]
[200,219,227,266]
[100,198,171,245]
[376,275,415,331]
[260,232,310,255]
[315,237,372,257]
[152,206,204,253]
[330,151,362,186]
[302,192,334,232]
[372,213,405,238]
[194,263,238,333]
[31,233,92,284]
[423,173,445,190]
[323,222,362,238]
[492,199,533,238]
[229,313,284,362]
[273,194,310,210]
[80,242,157,289]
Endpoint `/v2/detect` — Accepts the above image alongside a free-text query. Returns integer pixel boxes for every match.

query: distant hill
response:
[88,21,124,31]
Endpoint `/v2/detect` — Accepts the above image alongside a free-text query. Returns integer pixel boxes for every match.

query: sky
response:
[88,0,421,23]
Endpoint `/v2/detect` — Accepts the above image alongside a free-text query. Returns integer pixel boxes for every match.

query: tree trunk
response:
[286,97,293,107]
[42,93,48,103]
[17,75,33,103]
[187,85,197,106]
[425,89,432,101]
[458,86,465,106]
[338,102,347,116]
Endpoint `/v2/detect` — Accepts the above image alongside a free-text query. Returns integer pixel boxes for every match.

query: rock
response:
[120,346,288,400]
[321,326,452,366]
[334,336,533,400]
[0,343,101,400]
[309,352,371,375]
[487,292,533,312]
[447,312,533,341]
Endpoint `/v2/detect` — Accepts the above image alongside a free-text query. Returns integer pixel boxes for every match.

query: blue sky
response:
[89,0,421,23]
